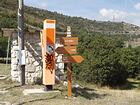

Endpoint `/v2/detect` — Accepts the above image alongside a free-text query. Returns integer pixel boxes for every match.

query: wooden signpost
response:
[41,20,84,96]
[56,26,84,97]
[67,63,72,97]
[55,46,77,55]
[63,55,84,63]
[60,37,78,45]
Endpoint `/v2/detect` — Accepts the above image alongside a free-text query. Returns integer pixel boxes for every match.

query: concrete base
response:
[0,90,8,94]
[23,89,61,95]
[0,75,8,80]
[0,101,11,105]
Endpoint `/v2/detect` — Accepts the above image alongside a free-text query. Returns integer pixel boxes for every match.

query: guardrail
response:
[0,58,11,63]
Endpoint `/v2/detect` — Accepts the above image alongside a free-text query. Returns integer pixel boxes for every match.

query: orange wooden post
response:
[67,63,72,97]
[41,19,56,90]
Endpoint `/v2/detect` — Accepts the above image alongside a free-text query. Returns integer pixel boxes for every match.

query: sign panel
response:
[60,37,78,45]
[63,55,84,63]
[56,46,77,54]
[18,50,26,65]
[43,19,56,45]
[42,19,56,85]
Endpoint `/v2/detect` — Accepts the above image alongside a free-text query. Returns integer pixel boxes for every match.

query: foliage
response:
[120,47,140,78]
[0,17,17,29]
[73,35,128,86]
[0,37,8,57]
[0,0,140,36]
[0,0,140,87]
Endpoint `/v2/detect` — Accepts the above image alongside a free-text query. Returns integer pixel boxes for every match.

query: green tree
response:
[73,35,128,86]
[120,47,140,78]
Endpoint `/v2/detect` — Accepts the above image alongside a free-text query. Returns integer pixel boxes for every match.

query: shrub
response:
[120,48,140,78]
[73,35,128,86]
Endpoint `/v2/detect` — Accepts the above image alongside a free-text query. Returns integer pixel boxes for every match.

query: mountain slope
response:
[0,0,140,36]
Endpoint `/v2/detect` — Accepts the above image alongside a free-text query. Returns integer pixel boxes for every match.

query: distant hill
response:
[0,0,140,36]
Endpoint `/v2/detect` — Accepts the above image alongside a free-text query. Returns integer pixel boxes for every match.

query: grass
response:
[0,80,139,105]
[0,63,140,105]
[0,63,10,75]
[111,78,140,90]
[126,78,140,89]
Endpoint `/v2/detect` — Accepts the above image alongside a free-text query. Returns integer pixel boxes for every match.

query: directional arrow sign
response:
[60,37,78,45]
[63,55,84,63]
[56,46,77,54]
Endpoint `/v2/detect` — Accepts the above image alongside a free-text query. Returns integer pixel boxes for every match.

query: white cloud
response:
[24,0,140,26]
[134,3,140,10]
[99,8,140,26]
[99,8,128,20]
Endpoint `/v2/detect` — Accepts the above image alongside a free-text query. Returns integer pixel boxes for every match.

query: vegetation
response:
[0,37,8,57]
[120,47,140,78]
[74,35,125,86]
[0,0,140,35]
[73,34,140,86]
[0,63,10,75]
[0,0,140,87]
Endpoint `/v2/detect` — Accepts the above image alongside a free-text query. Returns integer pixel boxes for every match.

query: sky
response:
[24,0,140,26]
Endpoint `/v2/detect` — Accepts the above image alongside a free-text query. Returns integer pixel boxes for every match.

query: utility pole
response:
[18,0,25,85]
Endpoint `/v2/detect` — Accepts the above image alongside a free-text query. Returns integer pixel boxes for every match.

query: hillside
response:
[0,0,140,36]
[0,0,140,91]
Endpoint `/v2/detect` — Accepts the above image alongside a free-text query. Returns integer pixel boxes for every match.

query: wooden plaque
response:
[63,55,84,63]
[60,37,78,45]
[56,46,77,54]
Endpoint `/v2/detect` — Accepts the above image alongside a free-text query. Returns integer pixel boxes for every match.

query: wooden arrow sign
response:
[60,37,78,45]
[63,55,84,63]
[56,46,77,54]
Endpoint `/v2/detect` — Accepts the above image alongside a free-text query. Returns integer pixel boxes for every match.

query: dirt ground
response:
[0,81,139,105]
[23,89,140,105]
[0,63,140,105]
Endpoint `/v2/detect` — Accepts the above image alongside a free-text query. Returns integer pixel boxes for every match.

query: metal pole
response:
[6,36,10,65]
[18,0,25,85]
